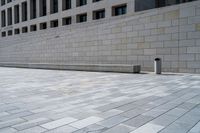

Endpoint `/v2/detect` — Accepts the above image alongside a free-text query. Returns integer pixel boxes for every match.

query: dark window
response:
[1,10,6,27]
[30,0,37,19]
[1,0,5,6]
[14,5,20,24]
[14,29,20,34]
[7,0,12,3]
[93,9,105,20]
[50,0,58,14]
[62,17,72,25]
[22,27,28,33]
[8,30,12,36]
[40,22,47,30]
[77,0,87,7]
[40,0,47,16]
[22,2,27,21]
[7,7,12,26]
[135,0,197,12]
[77,13,87,23]
[1,31,6,37]
[93,0,102,2]
[63,0,71,10]
[50,20,59,28]
[112,4,127,16]
[30,25,37,32]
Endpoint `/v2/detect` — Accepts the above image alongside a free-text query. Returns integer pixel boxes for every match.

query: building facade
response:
[0,0,200,73]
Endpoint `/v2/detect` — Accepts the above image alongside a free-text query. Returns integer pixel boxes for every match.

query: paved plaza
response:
[0,67,200,133]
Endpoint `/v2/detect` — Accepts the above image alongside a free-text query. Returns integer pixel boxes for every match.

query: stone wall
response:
[0,1,200,73]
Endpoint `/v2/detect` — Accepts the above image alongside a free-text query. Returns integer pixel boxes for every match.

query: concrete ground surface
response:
[0,67,200,133]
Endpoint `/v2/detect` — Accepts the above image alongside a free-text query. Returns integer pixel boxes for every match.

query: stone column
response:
[36,0,40,18]
[5,9,7,27]
[47,0,51,28]
[71,0,77,23]
[58,0,62,26]
[19,4,22,23]
[11,6,14,25]
[27,0,30,21]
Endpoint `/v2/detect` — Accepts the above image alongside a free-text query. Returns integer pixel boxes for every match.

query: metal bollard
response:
[154,58,162,74]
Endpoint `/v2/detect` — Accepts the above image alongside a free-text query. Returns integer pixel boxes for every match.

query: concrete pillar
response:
[58,0,62,26]
[71,0,76,23]
[27,0,30,21]
[5,9,7,27]
[12,6,15,25]
[36,0,40,18]
[47,0,51,28]
[19,4,22,23]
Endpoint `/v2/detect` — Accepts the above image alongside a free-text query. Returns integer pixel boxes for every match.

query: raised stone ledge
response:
[0,63,141,73]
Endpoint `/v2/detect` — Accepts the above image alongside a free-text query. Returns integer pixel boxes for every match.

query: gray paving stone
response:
[0,118,26,129]
[130,123,164,133]
[44,125,78,133]
[17,126,47,133]
[98,115,129,128]
[73,124,107,133]
[124,115,154,128]
[0,127,17,133]
[13,118,51,130]
[188,121,200,133]
[69,116,103,129]
[102,124,135,133]
[41,117,77,130]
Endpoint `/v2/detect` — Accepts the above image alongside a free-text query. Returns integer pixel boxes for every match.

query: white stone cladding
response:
[0,0,200,73]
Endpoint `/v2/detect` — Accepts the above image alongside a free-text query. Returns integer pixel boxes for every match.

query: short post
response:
[154,58,162,74]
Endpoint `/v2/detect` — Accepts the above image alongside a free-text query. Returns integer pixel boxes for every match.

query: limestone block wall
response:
[0,1,200,73]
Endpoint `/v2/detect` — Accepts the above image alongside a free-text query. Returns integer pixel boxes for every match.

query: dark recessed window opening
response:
[1,10,6,27]
[7,8,12,26]
[40,0,47,17]
[93,9,105,20]
[22,27,28,33]
[30,0,37,19]
[40,22,47,30]
[62,17,72,25]
[77,13,87,23]
[50,0,58,14]
[22,2,28,21]
[63,0,71,10]
[93,0,102,2]
[1,0,6,6]
[14,5,20,24]
[14,29,20,34]
[30,25,37,32]
[50,19,59,28]
[1,31,6,37]
[77,0,87,7]
[8,30,12,36]
[135,0,197,12]
[112,4,127,16]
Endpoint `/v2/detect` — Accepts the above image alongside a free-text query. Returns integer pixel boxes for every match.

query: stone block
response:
[144,49,156,55]
[164,40,179,48]
[188,16,200,24]
[180,7,195,18]
[70,116,103,129]
[41,117,77,130]
[180,25,196,32]
[179,40,196,47]
[164,10,179,20]
[187,47,200,53]
[196,24,200,31]
[179,54,195,61]
[158,21,172,28]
